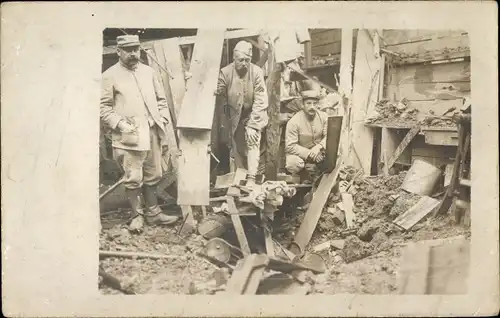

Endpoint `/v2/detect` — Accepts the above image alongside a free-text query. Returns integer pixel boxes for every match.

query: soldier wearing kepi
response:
[285,90,329,182]
[100,35,178,231]
[216,40,269,188]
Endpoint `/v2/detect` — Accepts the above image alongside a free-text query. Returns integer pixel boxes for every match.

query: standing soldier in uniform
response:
[100,34,178,231]
[216,40,269,187]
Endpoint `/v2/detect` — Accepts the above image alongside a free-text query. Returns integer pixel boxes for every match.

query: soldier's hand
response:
[118,120,135,133]
[245,127,260,146]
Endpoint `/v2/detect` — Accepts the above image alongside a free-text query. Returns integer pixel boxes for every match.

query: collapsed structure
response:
[99,28,471,295]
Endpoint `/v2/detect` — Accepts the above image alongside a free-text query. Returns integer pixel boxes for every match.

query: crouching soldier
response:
[285,90,329,182]
[100,35,179,231]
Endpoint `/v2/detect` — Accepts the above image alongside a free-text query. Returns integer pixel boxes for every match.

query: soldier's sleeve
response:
[246,66,269,131]
[152,69,170,120]
[99,71,123,130]
[216,70,228,107]
[285,116,311,160]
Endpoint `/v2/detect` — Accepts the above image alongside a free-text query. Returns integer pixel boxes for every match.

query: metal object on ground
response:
[401,159,442,196]
[198,213,232,239]
[204,237,243,264]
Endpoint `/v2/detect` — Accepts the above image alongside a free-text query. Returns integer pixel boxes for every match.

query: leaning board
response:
[176,29,225,130]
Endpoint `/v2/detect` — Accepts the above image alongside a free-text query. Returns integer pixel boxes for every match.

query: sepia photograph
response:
[98,27,472,296]
[2,2,497,317]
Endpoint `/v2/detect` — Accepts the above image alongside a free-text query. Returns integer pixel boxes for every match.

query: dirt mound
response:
[353,171,407,218]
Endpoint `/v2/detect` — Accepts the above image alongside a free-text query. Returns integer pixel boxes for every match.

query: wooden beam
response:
[350,29,381,174]
[381,127,399,175]
[176,30,225,129]
[338,29,354,162]
[290,156,343,256]
[177,130,211,206]
[287,63,336,93]
[146,48,180,189]
[325,116,343,173]
[159,38,187,121]
[393,196,440,231]
[264,39,281,181]
[386,125,420,170]
[227,196,251,256]
[178,205,196,236]
[176,30,225,206]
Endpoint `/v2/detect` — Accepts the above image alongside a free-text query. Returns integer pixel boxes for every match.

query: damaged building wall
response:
[382,30,470,116]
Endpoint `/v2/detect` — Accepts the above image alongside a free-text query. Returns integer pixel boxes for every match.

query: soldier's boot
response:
[143,184,178,225]
[126,188,145,232]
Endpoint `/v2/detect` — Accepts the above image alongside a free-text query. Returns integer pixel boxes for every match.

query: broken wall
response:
[382,30,471,116]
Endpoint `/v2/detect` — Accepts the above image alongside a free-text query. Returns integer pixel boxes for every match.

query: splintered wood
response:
[350,29,383,175]
[176,30,225,130]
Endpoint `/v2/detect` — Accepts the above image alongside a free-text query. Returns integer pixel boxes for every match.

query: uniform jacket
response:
[216,62,269,152]
[100,61,170,151]
[285,110,328,160]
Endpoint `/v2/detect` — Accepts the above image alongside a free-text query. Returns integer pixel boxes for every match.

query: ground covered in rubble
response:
[99,168,470,295]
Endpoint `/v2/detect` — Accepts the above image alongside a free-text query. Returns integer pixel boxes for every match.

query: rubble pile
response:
[99,224,217,295]
[366,99,419,127]
[294,166,440,264]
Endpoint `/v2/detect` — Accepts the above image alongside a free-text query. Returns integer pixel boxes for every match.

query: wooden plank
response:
[265,39,281,181]
[387,125,420,170]
[410,99,465,120]
[176,29,225,129]
[325,116,343,173]
[146,48,180,186]
[424,130,459,146]
[393,196,440,230]
[382,30,467,46]
[444,163,454,188]
[341,193,355,229]
[290,156,343,256]
[339,29,354,99]
[386,81,470,101]
[310,29,341,46]
[227,196,251,256]
[387,61,470,85]
[379,53,387,98]
[288,63,336,93]
[386,33,469,53]
[148,43,180,137]
[381,127,399,175]
[227,168,247,197]
[397,236,469,294]
[225,254,269,294]
[311,41,342,56]
[160,38,186,121]
[397,242,432,294]
[386,34,470,65]
[177,129,211,206]
[428,238,469,294]
[179,205,195,236]
[350,29,381,174]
